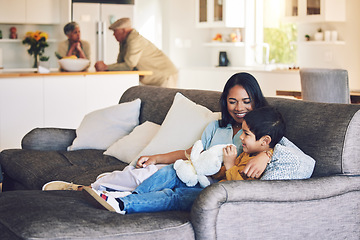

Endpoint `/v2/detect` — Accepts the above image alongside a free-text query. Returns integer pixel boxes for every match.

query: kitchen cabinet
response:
[0,72,141,150]
[283,0,346,22]
[0,0,26,23]
[0,77,44,151]
[0,0,60,24]
[195,0,245,28]
[26,0,60,24]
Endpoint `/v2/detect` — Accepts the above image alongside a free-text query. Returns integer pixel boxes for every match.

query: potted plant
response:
[305,34,310,41]
[22,31,49,68]
[314,28,323,41]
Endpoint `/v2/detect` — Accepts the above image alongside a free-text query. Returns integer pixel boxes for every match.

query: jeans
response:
[120,164,203,213]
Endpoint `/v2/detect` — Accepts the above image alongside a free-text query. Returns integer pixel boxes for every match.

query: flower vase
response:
[33,54,38,68]
[38,60,50,73]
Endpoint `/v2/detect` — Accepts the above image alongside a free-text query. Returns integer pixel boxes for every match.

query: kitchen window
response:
[264,23,297,65]
[263,0,298,65]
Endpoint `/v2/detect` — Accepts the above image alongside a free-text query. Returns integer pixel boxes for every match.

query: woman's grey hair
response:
[64,22,79,35]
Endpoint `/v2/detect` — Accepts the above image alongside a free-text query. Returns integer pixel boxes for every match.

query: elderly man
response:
[94,18,178,88]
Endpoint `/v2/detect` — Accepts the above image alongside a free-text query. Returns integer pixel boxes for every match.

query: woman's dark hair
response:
[219,72,268,127]
[243,106,286,148]
[64,22,79,35]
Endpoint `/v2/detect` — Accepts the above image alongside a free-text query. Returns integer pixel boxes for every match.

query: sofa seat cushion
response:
[0,190,195,240]
[0,149,128,190]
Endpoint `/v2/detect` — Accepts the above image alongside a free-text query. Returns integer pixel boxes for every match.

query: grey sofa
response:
[0,85,359,240]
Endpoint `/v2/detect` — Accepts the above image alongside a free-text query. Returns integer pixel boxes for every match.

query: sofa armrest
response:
[21,128,76,151]
[190,175,360,240]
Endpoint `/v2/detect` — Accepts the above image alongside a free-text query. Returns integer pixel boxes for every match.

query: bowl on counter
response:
[58,58,90,72]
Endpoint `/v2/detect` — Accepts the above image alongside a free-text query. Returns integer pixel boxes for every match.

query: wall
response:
[150,0,360,91]
[0,0,71,70]
[134,0,211,69]
[133,0,162,49]
[343,0,360,90]
[297,0,360,90]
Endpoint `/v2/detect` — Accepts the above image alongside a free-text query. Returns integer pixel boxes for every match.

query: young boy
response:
[83,106,286,214]
[213,105,285,181]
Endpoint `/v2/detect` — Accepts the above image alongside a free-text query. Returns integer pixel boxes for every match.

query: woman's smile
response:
[227,85,253,125]
[234,111,247,118]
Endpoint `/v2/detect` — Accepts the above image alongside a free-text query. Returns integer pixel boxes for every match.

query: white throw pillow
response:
[261,137,316,180]
[68,99,141,151]
[104,121,160,163]
[129,92,220,166]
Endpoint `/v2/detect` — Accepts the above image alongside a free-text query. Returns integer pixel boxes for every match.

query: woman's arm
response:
[242,152,270,178]
[75,43,87,59]
[136,147,192,168]
[67,42,86,59]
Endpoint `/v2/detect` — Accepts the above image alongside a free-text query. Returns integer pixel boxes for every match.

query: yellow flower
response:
[25,31,33,38]
[33,31,41,41]
[39,32,48,41]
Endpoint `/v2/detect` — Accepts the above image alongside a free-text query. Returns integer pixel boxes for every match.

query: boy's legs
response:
[121,186,203,213]
[91,165,160,192]
[134,164,186,194]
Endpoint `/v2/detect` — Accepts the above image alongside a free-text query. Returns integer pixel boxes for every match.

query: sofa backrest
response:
[120,86,360,177]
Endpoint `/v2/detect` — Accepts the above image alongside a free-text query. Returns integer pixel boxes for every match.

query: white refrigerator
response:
[72,2,134,70]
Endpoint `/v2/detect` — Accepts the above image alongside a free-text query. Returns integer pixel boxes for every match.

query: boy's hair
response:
[243,106,286,148]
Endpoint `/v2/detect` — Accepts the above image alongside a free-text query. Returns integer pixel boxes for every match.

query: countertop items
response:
[0,70,152,78]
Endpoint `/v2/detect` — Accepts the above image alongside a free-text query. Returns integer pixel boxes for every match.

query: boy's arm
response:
[212,145,237,180]
[223,152,254,181]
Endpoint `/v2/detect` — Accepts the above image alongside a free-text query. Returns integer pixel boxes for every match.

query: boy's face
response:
[240,120,266,154]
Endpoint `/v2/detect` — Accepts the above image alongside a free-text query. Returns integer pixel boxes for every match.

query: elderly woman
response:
[58,22,90,59]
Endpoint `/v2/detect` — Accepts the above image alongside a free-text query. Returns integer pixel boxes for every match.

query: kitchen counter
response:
[180,65,300,73]
[178,66,301,97]
[0,70,146,150]
[0,70,152,78]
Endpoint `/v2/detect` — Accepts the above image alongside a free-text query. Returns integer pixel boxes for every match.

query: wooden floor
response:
[276,90,360,104]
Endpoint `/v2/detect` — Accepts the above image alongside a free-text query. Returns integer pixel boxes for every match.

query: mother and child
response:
[43,72,306,214]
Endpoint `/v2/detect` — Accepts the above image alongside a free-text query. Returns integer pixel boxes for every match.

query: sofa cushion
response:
[266,98,360,177]
[119,86,222,125]
[130,93,220,166]
[0,190,195,240]
[104,121,160,164]
[0,149,127,190]
[69,98,141,151]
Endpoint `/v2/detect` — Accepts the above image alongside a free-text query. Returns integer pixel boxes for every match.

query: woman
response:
[57,22,90,59]
[137,72,269,176]
[83,72,273,213]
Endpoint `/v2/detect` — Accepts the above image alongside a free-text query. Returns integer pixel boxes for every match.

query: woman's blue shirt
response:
[201,120,243,157]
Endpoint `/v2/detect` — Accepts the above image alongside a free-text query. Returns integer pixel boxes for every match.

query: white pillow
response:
[261,137,315,180]
[68,99,141,151]
[104,121,160,163]
[129,92,220,166]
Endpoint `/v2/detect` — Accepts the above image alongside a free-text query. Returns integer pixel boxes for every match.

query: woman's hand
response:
[136,148,192,168]
[242,152,269,178]
[223,145,237,170]
[136,155,158,168]
[75,42,82,51]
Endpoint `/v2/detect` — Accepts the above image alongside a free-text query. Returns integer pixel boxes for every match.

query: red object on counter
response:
[10,27,17,39]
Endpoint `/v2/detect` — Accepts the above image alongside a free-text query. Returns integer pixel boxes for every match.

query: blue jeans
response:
[120,164,203,213]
